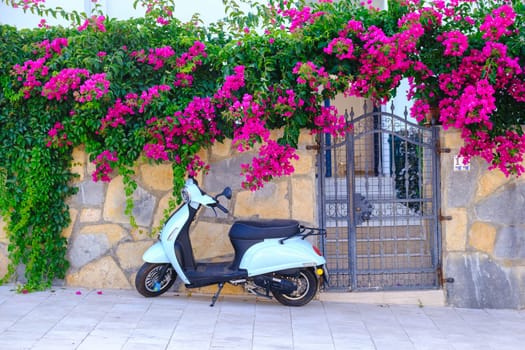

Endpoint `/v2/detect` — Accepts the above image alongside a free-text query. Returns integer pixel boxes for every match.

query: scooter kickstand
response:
[210,282,224,307]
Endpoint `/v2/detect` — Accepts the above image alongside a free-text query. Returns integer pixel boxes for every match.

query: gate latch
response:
[306,144,320,151]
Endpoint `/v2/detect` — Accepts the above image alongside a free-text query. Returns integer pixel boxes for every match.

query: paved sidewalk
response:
[0,285,524,350]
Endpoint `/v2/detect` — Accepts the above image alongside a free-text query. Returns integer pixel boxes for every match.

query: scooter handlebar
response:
[214,202,229,214]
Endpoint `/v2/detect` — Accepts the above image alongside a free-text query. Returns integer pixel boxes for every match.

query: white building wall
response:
[0,0,230,28]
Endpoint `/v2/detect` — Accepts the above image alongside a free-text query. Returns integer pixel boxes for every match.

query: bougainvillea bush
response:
[0,0,523,290]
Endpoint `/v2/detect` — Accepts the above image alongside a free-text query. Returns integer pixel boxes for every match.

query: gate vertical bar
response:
[431,125,442,280]
[347,110,357,290]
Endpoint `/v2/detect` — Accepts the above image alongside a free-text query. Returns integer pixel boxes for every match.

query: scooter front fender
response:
[142,241,169,263]
[143,241,191,284]
[240,237,326,277]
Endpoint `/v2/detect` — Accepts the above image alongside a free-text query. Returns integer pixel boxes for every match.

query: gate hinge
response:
[439,147,451,153]
[306,144,320,151]
[440,215,453,221]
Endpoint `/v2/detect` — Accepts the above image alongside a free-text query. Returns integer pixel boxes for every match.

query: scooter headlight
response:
[181,188,190,203]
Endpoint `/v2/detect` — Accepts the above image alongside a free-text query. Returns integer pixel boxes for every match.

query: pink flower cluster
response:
[131,46,175,70]
[460,129,525,177]
[214,66,246,102]
[36,38,68,59]
[176,41,207,68]
[78,15,106,33]
[437,30,469,57]
[99,98,135,133]
[143,96,219,162]
[312,106,350,138]
[13,38,68,98]
[274,89,305,118]
[292,61,329,90]
[324,37,355,60]
[241,140,299,191]
[480,4,516,41]
[231,94,270,152]
[13,57,47,98]
[74,73,110,103]
[276,3,325,32]
[46,122,71,148]
[427,40,522,130]
[138,85,171,113]
[92,150,118,182]
[11,0,46,10]
[186,155,210,178]
[41,68,90,101]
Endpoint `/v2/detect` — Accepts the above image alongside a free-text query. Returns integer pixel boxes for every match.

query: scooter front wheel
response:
[271,268,318,307]
[135,262,177,297]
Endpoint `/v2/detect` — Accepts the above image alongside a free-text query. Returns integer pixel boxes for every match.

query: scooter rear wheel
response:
[271,268,318,307]
[135,262,177,297]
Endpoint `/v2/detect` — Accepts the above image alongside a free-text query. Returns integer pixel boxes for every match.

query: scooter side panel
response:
[239,237,326,277]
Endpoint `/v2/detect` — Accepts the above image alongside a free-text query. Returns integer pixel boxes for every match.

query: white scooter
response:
[135,178,328,306]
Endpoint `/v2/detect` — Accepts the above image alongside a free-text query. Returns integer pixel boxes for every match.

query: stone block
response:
[494,226,525,260]
[71,146,86,182]
[79,224,127,245]
[0,217,7,243]
[0,244,8,279]
[291,150,314,175]
[190,222,233,260]
[116,241,154,270]
[443,208,467,251]
[475,183,525,225]
[152,193,176,229]
[291,177,315,223]
[62,208,78,239]
[468,222,497,255]
[444,156,479,208]
[140,163,173,192]
[211,139,232,158]
[79,208,102,223]
[86,156,96,178]
[129,227,155,242]
[234,181,290,219]
[204,153,254,192]
[132,186,158,227]
[444,252,520,308]
[440,128,464,149]
[66,256,131,289]
[104,177,157,227]
[68,233,110,269]
[476,169,509,200]
[298,131,314,147]
[70,180,105,207]
[515,267,525,308]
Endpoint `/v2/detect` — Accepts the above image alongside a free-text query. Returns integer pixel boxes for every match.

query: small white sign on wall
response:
[454,155,471,171]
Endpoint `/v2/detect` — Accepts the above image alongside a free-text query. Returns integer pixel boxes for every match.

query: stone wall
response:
[2,127,525,308]
[0,131,317,293]
[441,128,525,309]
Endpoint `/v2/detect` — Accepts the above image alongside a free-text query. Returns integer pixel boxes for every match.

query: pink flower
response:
[241,141,299,191]
[78,15,106,32]
[480,4,516,41]
[437,30,469,57]
[92,150,118,182]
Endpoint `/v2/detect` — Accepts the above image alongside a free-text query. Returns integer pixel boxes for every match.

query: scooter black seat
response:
[229,219,300,240]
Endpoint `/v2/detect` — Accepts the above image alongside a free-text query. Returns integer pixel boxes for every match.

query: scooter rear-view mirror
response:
[221,187,232,200]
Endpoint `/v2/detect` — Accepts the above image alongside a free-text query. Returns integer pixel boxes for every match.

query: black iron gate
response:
[318,101,441,291]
